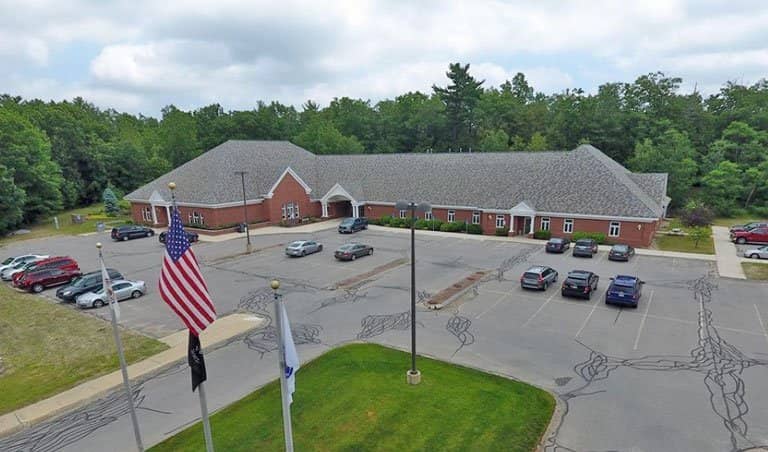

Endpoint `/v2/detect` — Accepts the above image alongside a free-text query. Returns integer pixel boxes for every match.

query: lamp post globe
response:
[271,279,281,291]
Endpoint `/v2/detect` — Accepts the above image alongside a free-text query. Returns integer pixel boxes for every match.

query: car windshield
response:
[288,241,304,247]
[523,272,541,279]
[612,245,629,252]
[70,276,88,287]
[339,244,355,251]
[567,273,588,282]
[613,284,636,294]
[549,238,563,244]
[2,257,14,265]
[341,219,354,225]
[576,240,592,246]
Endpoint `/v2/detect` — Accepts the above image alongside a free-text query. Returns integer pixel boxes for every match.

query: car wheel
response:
[149,230,154,236]
[301,250,306,257]
[145,232,150,237]
[318,245,323,252]
[368,248,373,255]
[737,237,746,244]
[351,254,356,260]
[132,290,142,299]
[750,254,759,259]
[94,300,104,308]
[32,283,44,293]
[543,281,549,291]
[123,236,128,241]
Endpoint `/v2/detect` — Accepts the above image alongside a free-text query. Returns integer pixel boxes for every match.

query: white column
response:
[150,203,158,225]
[165,205,171,225]
[321,202,329,218]
[351,202,359,218]
[529,215,535,234]
[510,215,515,233]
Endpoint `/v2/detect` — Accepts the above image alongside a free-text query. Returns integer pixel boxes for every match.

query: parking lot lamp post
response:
[395,200,431,385]
[235,171,252,253]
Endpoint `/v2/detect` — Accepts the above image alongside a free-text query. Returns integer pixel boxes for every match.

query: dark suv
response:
[605,275,644,308]
[338,217,368,233]
[111,225,154,241]
[573,239,598,257]
[561,270,599,299]
[56,268,123,302]
[520,265,558,290]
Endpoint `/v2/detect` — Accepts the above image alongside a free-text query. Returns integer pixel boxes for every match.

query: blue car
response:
[605,275,644,308]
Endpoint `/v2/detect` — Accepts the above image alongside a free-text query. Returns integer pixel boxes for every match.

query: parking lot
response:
[2,226,768,450]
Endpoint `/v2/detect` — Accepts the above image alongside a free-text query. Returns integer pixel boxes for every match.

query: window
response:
[563,218,573,233]
[294,203,300,218]
[399,209,407,219]
[282,202,299,220]
[496,214,505,228]
[189,211,204,226]
[142,207,152,222]
[540,217,550,231]
[425,212,433,221]
[472,211,480,225]
[609,221,620,237]
[448,210,456,222]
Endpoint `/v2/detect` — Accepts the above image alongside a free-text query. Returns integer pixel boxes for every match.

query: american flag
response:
[159,206,216,336]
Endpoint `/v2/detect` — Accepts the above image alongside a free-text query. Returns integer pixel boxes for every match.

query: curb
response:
[0,314,263,439]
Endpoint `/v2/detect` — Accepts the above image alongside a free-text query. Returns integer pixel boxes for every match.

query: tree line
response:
[1,63,767,235]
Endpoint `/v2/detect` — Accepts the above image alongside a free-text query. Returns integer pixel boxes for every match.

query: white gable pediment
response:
[321,183,358,204]
[148,190,166,203]
[510,201,535,216]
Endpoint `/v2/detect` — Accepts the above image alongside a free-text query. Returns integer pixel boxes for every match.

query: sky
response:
[2,0,767,117]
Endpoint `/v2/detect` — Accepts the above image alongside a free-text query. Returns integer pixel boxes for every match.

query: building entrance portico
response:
[510,201,535,235]
[320,184,364,219]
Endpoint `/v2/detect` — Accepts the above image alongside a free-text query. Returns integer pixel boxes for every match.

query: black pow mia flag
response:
[188,332,207,392]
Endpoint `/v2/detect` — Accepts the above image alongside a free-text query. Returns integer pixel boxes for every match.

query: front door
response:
[523,217,532,235]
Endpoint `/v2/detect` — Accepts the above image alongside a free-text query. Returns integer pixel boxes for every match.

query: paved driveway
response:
[2,229,768,451]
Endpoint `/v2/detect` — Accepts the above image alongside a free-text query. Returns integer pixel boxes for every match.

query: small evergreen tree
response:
[103,187,119,216]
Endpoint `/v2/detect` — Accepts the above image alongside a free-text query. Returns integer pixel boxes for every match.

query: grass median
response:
[742,262,768,280]
[653,234,715,254]
[150,343,555,452]
[0,285,168,415]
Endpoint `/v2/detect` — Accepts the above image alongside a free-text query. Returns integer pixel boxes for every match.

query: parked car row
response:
[283,239,374,261]
[731,226,768,245]
[520,265,645,307]
[2,253,146,309]
[545,238,636,261]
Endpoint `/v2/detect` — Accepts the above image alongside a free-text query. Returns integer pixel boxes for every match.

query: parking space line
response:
[754,304,768,348]
[522,290,558,328]
[475,293,508,319]
[633,289,654,350]
[574,290,603,338]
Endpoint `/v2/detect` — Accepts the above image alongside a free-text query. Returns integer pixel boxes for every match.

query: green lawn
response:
[0,285,168,415]
[742,262,768,280]
[0,203,132,245]
[712,216,765,227]
[150,344,555,452]
[654,234,715,254]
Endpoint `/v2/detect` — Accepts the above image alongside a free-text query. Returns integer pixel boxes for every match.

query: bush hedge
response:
[439,221,465,233]
[572,231,606,244]
[467,224,482,234]
[495,227,509,236]
[533,230,551,240]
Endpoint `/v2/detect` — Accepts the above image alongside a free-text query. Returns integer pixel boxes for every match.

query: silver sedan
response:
[743,245,768,259]
[76,280,146,309]
[285,240,323,257]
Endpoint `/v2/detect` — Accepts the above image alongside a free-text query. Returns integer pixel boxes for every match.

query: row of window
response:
[281,202,300,220]
[399,209,485,224]
[539,217,621,237]
[141,206,206,225]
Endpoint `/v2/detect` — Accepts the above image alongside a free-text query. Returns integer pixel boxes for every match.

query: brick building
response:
[125,141,669,247]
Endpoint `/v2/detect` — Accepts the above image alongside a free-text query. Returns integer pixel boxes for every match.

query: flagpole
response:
[97,243,144,452]
[271,279,294,452]
[198,381,215,452]
[168,182,215,452]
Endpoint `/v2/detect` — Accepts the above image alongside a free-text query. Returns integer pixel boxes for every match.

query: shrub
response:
[680,200,714,227]
[424,219,444,230]
[467,224,482,234]
[572,231,606,244]
[748,206,768,218]
[495,227,509,236]
[414,219,429,229]
[533,230,551,240]
[688,226,712,248]
[439,221,465,233]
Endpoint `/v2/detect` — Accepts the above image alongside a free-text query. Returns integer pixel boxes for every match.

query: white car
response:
[0,254,48,274]
[76,280,146,309]
[1,257,48,281]
[285,240,323,257]
[743,245,768,259]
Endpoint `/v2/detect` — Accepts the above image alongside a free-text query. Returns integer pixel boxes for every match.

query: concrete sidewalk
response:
[368,225,716,262]
[190,219,342,243]
[712,226,747,279]
[0,313,263,438]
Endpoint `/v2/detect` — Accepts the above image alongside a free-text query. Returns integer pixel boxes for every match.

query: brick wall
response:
[263,172,318,223]
[533,216,656,247]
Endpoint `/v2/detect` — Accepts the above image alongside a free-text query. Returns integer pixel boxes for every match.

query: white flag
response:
[280,303,299,404]
[100,258,120,321]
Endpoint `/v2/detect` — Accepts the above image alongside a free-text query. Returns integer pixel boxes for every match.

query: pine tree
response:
[103,187,119,216]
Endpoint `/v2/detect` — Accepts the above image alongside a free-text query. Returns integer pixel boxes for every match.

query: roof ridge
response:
[574,145,662,216]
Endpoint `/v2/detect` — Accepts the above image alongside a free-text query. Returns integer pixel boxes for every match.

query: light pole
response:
[235,171,252,252]
[395,200,431,385]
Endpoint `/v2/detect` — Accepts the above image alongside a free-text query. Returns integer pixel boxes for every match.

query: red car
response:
[16,268,82,293]
[12,256,79,285]
[731,227,768,244]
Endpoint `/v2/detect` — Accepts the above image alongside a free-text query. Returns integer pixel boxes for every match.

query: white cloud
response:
[1,0,767,114]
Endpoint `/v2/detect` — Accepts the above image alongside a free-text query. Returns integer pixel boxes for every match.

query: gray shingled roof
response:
[126,141,667,219]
